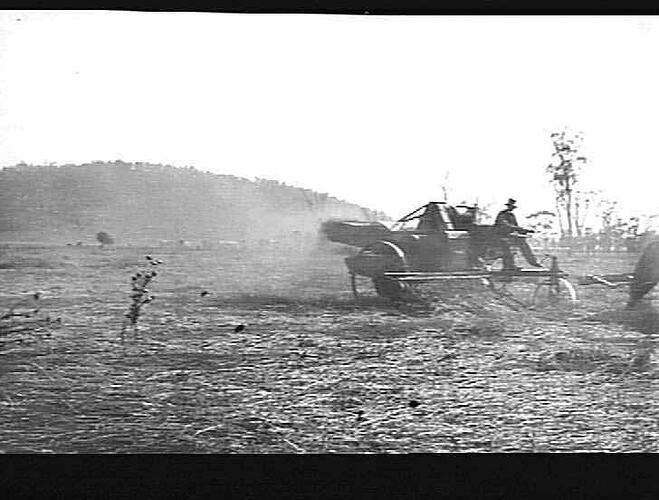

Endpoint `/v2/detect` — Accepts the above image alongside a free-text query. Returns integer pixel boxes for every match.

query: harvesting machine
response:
[322,201,577,306]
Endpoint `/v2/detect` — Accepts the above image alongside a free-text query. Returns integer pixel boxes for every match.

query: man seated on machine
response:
[494,198,543,270]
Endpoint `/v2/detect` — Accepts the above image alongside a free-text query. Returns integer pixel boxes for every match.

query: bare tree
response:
[439,171,450,202]
[546,130,588,240]
[596,199,619,251]
[573,189,599,237]
[526,210,558,250]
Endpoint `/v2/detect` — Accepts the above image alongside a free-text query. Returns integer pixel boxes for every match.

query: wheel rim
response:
[366,241,410,272]
[352,241,412,300]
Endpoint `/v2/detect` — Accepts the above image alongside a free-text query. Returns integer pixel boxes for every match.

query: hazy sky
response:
[1,12,658,223]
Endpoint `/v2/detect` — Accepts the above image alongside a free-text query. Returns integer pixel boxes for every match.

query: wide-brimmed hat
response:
[505,198,517,207]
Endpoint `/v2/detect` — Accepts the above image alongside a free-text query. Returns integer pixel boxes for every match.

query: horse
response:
[627,239,659,308]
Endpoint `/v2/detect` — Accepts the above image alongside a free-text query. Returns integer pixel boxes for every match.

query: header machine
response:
[322,201,577,307]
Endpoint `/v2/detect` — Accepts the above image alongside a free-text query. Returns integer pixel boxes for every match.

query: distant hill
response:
[0,161,389,245]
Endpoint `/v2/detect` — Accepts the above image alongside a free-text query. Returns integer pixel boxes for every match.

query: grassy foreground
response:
[0,242,657,453]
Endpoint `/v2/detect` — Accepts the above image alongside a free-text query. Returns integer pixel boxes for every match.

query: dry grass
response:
[0,244,657,453]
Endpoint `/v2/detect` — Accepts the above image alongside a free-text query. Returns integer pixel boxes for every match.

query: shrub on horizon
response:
[96,231,114,246]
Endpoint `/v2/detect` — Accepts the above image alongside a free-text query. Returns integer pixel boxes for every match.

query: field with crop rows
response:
[0,240,657,453]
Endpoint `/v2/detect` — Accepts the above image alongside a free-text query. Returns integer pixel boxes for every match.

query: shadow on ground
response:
[584,301,659,335]
[214,293,435,314]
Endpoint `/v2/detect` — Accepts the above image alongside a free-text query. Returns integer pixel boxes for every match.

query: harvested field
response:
[0,242,657,453]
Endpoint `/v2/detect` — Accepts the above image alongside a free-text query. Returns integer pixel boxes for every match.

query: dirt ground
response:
[0,240,657,453]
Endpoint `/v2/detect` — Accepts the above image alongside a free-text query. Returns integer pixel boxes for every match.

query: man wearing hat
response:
[494,198,542,270]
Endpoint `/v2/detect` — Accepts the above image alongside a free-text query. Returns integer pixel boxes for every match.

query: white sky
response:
[1,12,658,224]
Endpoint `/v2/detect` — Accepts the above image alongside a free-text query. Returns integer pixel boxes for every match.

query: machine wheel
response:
[373,276,410,299]
[351,241,413,300]
[530,278,577,307]
[350,273,416,301]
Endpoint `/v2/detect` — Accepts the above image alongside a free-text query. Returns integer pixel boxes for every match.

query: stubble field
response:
[0,239,657,453]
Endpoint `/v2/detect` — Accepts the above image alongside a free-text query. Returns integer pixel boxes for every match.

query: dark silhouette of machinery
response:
[322,201,574,303]
[627,240,659,308]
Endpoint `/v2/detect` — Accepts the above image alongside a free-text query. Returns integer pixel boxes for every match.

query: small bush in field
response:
[121,255,162,341]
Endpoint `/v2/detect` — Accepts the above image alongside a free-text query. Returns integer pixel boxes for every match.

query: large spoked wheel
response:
[530,277,577,307]
[350,241,415,301]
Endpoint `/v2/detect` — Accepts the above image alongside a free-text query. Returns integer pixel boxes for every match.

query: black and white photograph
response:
[1,11,658,454]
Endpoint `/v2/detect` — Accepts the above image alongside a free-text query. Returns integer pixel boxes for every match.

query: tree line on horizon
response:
[538,129,656,251]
